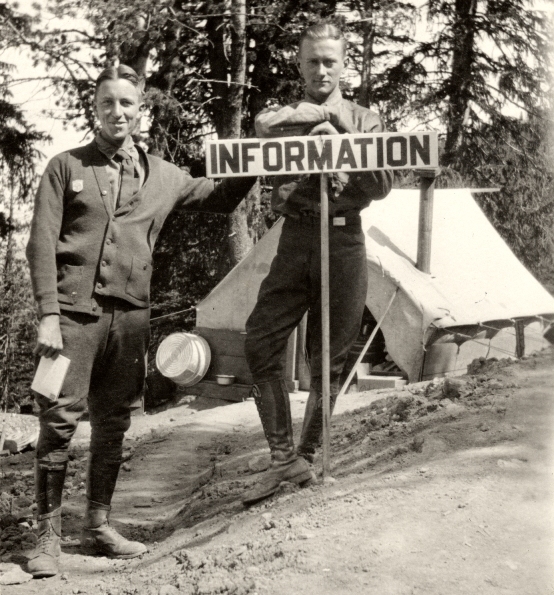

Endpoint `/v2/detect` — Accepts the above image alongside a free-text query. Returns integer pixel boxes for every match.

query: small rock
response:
[261,512,273,521]
[444,402,464,418]
[0,562,33,585]
[497,459,524,469]
[297,531,315,540]
[323,477,336,485]
[13,496,32,509]
[177,395,197,405]
[0,515,18,530]
[442,378,465,399]
[504,560,518,571]
[248,455,271,474]
[122,463,132,472]
[159,585,179,595]
[409,435,425,453]
[15,508,33,522]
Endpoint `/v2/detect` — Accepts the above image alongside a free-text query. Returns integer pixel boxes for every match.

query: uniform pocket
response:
[125,257,152,302]
[57,264,84,304]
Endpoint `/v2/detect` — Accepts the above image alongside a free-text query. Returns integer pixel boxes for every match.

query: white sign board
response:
[206,131,438,178]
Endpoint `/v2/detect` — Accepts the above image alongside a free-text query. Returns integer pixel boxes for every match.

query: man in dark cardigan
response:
[25,64,254,578]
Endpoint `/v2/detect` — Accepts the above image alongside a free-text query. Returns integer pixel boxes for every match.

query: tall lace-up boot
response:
[80,455,146,558]
[242,379,315,506]
[27,460,67,578]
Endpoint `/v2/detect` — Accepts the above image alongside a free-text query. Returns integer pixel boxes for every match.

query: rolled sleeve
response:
[173,167,256,214]
[255,103,330,138]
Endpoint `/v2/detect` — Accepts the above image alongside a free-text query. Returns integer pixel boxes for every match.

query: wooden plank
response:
[186,380,251,402]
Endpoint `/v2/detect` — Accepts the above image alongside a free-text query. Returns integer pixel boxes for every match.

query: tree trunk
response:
[207,0,258,271]
[442,0,478,167]
[358,0,375,109]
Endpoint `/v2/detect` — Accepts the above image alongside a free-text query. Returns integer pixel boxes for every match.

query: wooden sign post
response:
[319,173,331,479]
[415,168,441,274]
[206,131,439,480]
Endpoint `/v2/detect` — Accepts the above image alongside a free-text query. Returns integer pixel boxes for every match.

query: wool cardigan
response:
[26,140,254,318]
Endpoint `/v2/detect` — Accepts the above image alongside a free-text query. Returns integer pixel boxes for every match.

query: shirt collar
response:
[95,132,139,162]
[304,86,343,107]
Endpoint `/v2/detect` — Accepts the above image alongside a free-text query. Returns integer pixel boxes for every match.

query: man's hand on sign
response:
[35,314,64,358]
[309,121,340,136]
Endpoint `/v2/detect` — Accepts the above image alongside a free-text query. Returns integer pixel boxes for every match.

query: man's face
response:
[297,37,345,102]
[95,78,143,145]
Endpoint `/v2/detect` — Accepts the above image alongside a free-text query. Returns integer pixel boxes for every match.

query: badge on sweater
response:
[72,180,84,193]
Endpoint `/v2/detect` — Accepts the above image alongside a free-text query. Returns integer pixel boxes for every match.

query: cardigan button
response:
[101,190,107,196]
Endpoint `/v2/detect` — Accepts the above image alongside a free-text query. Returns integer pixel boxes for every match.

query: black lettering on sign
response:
[219,143,240,174]
[376,137,384,168]
[335,138,357,169]
[307,139,333,170]
[284,141,305,172]
[354,138,373,168]
[241,142,260,173]
[386,136,407,167]
[410,135,430,166]
[262,142,283,172]
[210,144,218,175]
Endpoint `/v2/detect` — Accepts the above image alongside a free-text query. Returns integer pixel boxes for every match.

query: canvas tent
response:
[194,188,554,393]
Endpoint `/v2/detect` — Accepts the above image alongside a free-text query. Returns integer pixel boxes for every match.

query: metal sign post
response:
[320,173,331,479]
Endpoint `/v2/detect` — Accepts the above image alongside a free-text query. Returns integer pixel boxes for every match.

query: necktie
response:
[114,149,140,208]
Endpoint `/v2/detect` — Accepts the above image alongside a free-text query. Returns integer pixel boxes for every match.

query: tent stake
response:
[336,287,399,400]
[320,173,331,480]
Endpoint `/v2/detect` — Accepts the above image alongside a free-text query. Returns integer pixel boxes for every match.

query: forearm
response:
[175,171,257,214]
[255,103,332,138]
[351,169,394,202]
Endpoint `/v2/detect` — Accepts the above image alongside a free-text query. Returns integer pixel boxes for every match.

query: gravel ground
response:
[1,349,553,595]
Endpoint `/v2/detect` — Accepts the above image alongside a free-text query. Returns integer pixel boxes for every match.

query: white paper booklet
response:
[31,355,71,401]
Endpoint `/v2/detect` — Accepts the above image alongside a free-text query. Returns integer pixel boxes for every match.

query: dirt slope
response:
[2,349,553,595]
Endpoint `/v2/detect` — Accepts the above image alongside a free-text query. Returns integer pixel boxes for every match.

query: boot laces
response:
[94,520,129,542]
[36,522,55,553]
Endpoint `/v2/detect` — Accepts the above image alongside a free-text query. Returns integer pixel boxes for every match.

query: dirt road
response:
[2,350,553,595]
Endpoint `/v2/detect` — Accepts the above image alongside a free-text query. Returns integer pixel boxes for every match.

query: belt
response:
[289,212,361,227]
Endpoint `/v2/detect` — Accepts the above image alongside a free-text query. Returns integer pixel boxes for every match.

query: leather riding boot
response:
[27,460,67,578]
[297,387,339,464]
[81,455,146,558]
[242,379,315,506]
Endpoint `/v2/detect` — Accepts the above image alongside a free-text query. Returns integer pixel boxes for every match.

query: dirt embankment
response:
[1,350,553,595]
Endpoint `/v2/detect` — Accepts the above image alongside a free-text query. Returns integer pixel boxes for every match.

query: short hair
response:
[298,22,347,56]
[95,64,144,98]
